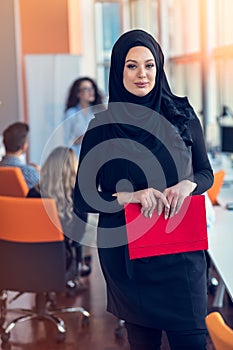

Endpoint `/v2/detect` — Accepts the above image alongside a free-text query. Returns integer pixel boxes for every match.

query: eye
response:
[146,63,155,69]
[126,63,137,70]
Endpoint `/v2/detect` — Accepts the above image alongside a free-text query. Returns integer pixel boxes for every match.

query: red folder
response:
[124,195,208,260]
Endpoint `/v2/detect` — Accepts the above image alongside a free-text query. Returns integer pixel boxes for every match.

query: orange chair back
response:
[207,170,225,205]
[0,166,29,197]
[0,196,65,292]
[0,196,64,243]
[206,312,233,350]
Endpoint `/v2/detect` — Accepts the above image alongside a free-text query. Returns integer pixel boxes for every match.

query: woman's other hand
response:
[113,188,170,218]
[163,180,197,219]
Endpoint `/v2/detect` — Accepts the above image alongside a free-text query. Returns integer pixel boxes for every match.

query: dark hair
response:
[3,122,29,152]
[65,77,103,111]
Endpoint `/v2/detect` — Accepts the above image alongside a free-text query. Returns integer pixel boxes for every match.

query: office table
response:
[206,154,233,307]
[208,206,233,306]
[217,184,233,207]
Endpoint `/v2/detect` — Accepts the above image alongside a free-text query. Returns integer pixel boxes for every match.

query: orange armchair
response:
[206,311,233,349]
[0,166,29,197]
[207,170,226,205]
[0,196,90,345]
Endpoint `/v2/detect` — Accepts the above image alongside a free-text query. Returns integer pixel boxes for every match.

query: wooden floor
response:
[1,246,233,350]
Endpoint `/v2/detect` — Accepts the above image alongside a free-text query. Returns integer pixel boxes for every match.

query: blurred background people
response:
[27,146,91,292]
[64,77,105,158]
[0,122,39,189]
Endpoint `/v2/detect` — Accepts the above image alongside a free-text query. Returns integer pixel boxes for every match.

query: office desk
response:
[207,154,233,307]
[208,206,233,306]
[217,185,233,207]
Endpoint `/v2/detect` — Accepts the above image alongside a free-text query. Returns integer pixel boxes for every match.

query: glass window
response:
[162,0,200,56]
[211,0,233,145]
[95,2,121,95]
[167,61,202,117]
[215,0,233,46]
[129,0,159,38]
[217,59,233,111]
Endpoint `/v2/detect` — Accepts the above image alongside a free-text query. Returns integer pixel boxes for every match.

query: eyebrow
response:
[125,58,155,63]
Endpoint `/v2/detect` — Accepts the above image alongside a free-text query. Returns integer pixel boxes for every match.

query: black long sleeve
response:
[73,116,214,216]
[189,117,214,194]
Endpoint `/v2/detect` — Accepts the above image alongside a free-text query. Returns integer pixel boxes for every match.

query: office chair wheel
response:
[1,340,11,350]
[114,319,125,338]
[0,317,5,327]
[207,277,219,295]
[47,292,57,308]
[114,326,125,338]
[82,315,90,327]
[1,331,10,343]
[56,332,66,342]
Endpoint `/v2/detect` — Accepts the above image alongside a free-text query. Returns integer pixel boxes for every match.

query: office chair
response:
[207,169,225,205]
[0,166,29,197]
[0,196,90,345]
[206,311,233,349]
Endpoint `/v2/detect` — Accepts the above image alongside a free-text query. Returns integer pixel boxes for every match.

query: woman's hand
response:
[113,188,170,218]
[163,180,197,219]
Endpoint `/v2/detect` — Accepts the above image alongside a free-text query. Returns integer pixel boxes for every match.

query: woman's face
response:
[123,46,156,97]
[77,80,95,105]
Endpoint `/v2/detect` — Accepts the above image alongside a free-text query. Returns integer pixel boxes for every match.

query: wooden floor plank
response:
[1,246,233,349]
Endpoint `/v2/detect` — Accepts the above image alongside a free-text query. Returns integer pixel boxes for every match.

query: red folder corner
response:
[124,195,208,260]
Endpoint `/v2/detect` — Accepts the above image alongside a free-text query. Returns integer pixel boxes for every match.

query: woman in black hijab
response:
[74,30,213,349]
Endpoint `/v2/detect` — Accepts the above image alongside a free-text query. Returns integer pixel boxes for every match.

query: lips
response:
[135,82,148,88]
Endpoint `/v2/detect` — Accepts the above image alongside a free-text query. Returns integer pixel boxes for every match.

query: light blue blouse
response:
[63,105,94,157]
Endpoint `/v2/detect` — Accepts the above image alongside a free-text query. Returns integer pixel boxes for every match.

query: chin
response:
[134,90,149,97]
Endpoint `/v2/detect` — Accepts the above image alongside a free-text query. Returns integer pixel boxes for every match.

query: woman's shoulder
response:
[81,111,111,151]
[86,110,109,130]
[64,106,81,119]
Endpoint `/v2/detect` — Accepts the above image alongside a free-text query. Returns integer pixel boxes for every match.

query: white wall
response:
[0,0,23,133]
[25,54,82,164]
[80,0,96,78]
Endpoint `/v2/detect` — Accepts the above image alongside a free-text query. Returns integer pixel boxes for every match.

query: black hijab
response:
[99,29,195,146]
[109,29,164,110]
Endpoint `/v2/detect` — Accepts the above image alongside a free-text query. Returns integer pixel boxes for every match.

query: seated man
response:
[0,122,39,189]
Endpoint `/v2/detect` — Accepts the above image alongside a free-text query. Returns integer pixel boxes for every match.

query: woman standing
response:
[73,30,213,349]
[64,77,104,157]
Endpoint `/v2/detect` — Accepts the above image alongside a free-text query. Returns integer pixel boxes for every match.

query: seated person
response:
[27,146,91,292]
[0,122,39,189]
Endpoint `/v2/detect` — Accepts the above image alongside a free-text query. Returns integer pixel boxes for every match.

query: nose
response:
[137,67,146,78]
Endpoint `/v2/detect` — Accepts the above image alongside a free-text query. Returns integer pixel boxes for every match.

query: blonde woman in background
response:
[28,146,90,292]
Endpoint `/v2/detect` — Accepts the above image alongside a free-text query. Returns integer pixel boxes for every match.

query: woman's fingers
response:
[174,196,185,215]
[168,197,178,218]
[150,189,170,218]
[163,189,179,218]
[119,181,194,218]
[131,188,174,219]
[140,190,155,218]
[162,180,196,218]
[141,189,170,218]
[147,191,158,217]
[156,199,164,216]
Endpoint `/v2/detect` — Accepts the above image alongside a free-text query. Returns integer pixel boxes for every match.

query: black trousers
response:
[125,322,207,350]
